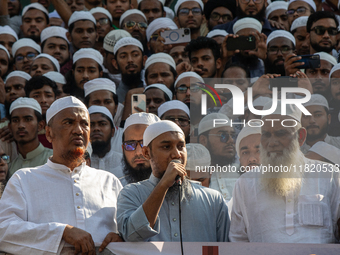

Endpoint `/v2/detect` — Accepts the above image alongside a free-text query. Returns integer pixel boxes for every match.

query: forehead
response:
[268,8,286,18]
[191,48,213,57]
[75,58,98,68]
[32,57,53,66]
[140,0,162,8]
[6,76,26,86]
[145,88,165,98]
[23,8,46,19]
[294,26,307,35]
[224,67,246,78]
[240,133,261,148]
[176,77,200,87]
[237,28,258,36]
[117,45,142,55]
[288,1,311,9]
[318,60,333,70]
[11,107,36,117]
[261,115,296,132]
[45,37,68,46]
[212,6,231,14]
[30,85,54,93]
[148,62,171,73]
[163,109,188,117]
[152,130,185,144]
[123,14,146,23]
[124,124,148,139]
[15,46,37,56]
[90,112,109,122]
[312,18,336,28]
[89,90,113,100]
[53,107,89,122]
[306,104,327,114]
[179,1,200,9]
[169,45,186,54]
[0,34,17,42]
[209,125,234,133]
[268,37,293,48]
[93,12,109,20]
[73,20,95,29]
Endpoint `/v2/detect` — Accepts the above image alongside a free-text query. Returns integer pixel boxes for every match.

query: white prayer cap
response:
[34,53,60,72]
[10,97,42,115]
[290,16,308,32]
[245,96,272,111]
[124,112,161,132]
[265,1,288,18]
[88,105,114,125]
[143,120,184,146]
[0,45,10,59]
[22,3,49,17]
[198,113,230,135]
[146,18,178,42]
[329,63,340,78]
[235,125,261,157]
[68,11,96,27]
[144,52,176,71]
[233,18,262,34]
[46,96,88,124]
[186,143,211,171]
[308,141,340,165]
[158,100,190,118]
[5,71,31,82]
[174,71,204,88]
[84,78,116,97]
[12,38,41,57]
[43,71,66,84]
[90,7,113,22]
[103,29,132,52]
[0,25,18,40]
[113,37,144,55]
[49,10,61,19]
[303,94,329,109]
[73,48,104,69]
[175,0,204,15]
[288,0,316,11]
[315,52,337,66]
[40,26,69,44]
[144,84,173,101]
[262,100,302,122]
[266,30,295,46]
[207,29,228,38]
[119,9,146,27]
[164,7,175,20]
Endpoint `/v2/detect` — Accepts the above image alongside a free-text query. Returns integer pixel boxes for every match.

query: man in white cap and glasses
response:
[11,38,41,73]
[0,96,124,254]
[0,25,18,60]
[266,1,289,31]
[287,0,316,26]
[117,120,230,241]
[139,0,166,24]
[89,7,113,50]
[230,101,340,243]
[290,16,310,55]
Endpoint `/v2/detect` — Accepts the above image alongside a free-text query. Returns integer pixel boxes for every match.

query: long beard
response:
[92,139,111,155]
[122,154,152,183]
[237,4,266,20]
[165,177,193,203]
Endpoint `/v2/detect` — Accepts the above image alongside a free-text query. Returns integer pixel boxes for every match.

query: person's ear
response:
[66,32,72,43]
[45,125,53,143]
[143,146,151,160]
[112,58,119,70]
[297,127,307,146]
[327,113,331,125]
[37,120,45,132]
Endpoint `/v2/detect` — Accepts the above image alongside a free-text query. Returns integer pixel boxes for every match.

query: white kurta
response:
[90,149,124,179]
[0,160,123,254]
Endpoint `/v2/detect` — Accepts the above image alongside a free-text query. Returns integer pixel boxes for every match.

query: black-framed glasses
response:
[208,132,237,143]
[123,140,143,151]
[210,12,233,22]
[286,7,307,16]
[268,46,293,54]
[15,52,37,62]
[0,155,10,164]
[124,21,148,31]
[164,117,190,127]
[240,0,263,4]
[177,84,201,93]
[178,7,202,16]
[150,34,159,41]
[311,26,338,36]
[97,18,109,25]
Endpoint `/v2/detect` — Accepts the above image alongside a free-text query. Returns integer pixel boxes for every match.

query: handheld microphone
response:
[171,159,182,186]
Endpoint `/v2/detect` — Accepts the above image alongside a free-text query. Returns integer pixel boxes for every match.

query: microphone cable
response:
[179,184,184,255]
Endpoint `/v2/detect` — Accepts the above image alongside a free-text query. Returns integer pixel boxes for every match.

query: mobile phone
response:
[226,35,256,51]
[293,54,320,69]
[161,28,191,44]
[131,94,146,114]
[269,76,298,90]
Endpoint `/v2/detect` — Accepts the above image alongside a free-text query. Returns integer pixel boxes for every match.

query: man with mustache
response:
[89,7,113,51]
[139,0,166,24]
[144,84,173,115]
[12,38,41,74]
[287,0,315,26]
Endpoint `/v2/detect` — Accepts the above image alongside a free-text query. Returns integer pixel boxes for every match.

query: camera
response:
[161,28,191,44]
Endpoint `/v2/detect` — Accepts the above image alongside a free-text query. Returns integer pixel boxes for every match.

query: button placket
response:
[72,170,85,229]
[285,191,294,235]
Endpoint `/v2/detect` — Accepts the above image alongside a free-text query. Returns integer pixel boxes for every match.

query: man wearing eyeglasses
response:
[287,0,316,26]
[204,0,236,32]
[90,7,114,51]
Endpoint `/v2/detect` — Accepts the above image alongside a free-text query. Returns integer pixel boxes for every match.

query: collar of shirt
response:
[19,143,46,160]
[148,173,161,186]
[47,158,86,174]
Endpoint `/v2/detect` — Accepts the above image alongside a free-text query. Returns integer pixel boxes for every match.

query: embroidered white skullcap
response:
[103,29,132,52]
[265,1,288,19]
[146,18,178,42]
[41,26,69,44]
[124,112,160,132]
[235,125,261,157]
[266,30,296,46]
[158,100,190,118]
[12,38,41,57]
[315,52,337,66]
[137,0,165,5]
[308,141,340,165]
[329,63,340,78]
[0,25,18,41]
[186,143,211,171]
[5,71,31,82]
[68,11,96,27]
[10,97,42,115]
[90,7,113,22]
[303,94,329,109]
[88,105,114,125]
[244,96,272,111]
[198,113,231,135]
[144,52,176,71]
[22,3,49,17]
[73,48,104,69]
[46,96,88,124]
[0,45,10,59]
[164,7,175,20]
[261,100,302,122]
[175,0,204,15]
[290,16,308,32]
[288,0,316,12]
[207,29,228,39]
[119,9,146,27]
[113,37,144,55]
[143,120,184,146]
[34,53,60,72]
[49,10,61,19]
[43,71,66,84]
[144,84,173,101]
[233,18,262,34]
[84,78,116,97]
[174,71,204,88]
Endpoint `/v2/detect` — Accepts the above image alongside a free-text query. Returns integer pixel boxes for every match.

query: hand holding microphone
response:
[162,159,186,188]
[171,159,182,186]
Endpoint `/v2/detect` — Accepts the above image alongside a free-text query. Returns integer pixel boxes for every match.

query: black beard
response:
[206,140,235,166]
[165,178,192,203]
[310,41,333,53]
[121,72,142,87]
[265,58,285,76]
[92,139,111,156]
[28,34,41,43]
[237,4,266,21]
[306,125,328,142]
[122,153,152,184]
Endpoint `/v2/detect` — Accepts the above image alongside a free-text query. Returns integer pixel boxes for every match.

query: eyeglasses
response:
[177,84,201,93]
[123,140,143,151]
[311,26,338,36]
[164,117,190,127]
[0,155,10,164]
[15,52,37,63]
[97,18,109,25]
[124,21,148,31]
[178,7,202,16]
[210,12,233,22]
[268,46,293,54]
[208,132,237,143]
[286,7,307,16]
[240,0,263,4]
[150,34,159,41]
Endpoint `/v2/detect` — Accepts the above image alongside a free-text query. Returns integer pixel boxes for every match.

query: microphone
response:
[171,159,182,186]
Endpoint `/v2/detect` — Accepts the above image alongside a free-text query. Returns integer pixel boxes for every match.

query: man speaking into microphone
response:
[117,120,230,242]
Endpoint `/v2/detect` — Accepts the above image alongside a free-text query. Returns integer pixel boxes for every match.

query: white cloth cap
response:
[12,38,41,57]
[315,52,337,66]
[303,94,329,109]
[103,29,132,52]
[174,0,204,15]
[49,10,61,19]
[164,7,175,20]
[262,100,302,122]
[233,18,262,34]
[88,105,114,125]
[144,84,173,101]
[330,63,340,78]
[0,25,18,41]
[266,30,296,46]
[186,143,211,171]
[308,141,340,165]
[84,78,116,97]
[5,71,32,82]
[10,97,42,115]
[157,100,190,118]
[174,71,204,88]
[198,113,230,135]
[144,52,176,71]
[113,37,144,55]
[40,26,69,44]
[46,96,88,125]
[290,16,308,32]
[119,9,146,27]
[146,17,178,42]
[266,1,289,18]
[22,3,49,17]
[235,125,261,157]
[68,11,96,27]
[73,48,103,69]
[90,7,113,22]
[43,71,66,84]
[143,120,184,146]
[288,0,316,11]
[34,53,60,72]
[0,45,10,59]
[207,29,228,38]
[124,112,160,132]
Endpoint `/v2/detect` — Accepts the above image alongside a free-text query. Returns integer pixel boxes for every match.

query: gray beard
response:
[165,178,193,204]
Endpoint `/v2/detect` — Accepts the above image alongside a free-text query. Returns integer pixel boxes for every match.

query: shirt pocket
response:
[298,194,328,227]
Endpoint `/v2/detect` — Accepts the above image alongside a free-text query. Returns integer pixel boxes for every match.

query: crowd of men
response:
[0,0,340,253]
